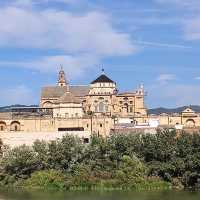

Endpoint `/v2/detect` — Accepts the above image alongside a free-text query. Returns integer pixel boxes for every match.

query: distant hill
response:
[148,105,200,115]
[1,104,200,115]
[0,105,38,112]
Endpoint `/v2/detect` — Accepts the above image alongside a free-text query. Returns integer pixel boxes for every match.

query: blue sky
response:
[0,0,200,108]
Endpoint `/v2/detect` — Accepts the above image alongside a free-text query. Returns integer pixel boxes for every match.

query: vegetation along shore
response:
[0,129,200,191]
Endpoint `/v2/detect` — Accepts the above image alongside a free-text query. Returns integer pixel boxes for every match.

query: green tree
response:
[115,155,146,188]
[0,145,40,180]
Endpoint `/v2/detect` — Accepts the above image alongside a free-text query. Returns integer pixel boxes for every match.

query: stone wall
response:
[0,131,90,147]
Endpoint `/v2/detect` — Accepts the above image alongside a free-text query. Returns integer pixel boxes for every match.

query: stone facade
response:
[1,68,200,147]
[40,69,147,119]
[149,108,200,128]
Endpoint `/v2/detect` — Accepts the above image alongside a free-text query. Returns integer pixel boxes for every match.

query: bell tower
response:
[58,66,66,86]
[57,66,69,89]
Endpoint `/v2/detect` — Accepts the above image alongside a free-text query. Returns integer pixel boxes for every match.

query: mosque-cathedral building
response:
[0,68,200,146]
[40,68,147,119]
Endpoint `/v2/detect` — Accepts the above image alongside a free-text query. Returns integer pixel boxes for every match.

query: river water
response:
[0,190,200,200]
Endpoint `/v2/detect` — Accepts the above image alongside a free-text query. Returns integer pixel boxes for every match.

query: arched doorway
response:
[10,121,21,132]
[186,119,195,128]
[0,121,6,132]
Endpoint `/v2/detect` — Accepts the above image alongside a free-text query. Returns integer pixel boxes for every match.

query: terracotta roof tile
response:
[58,92,81,104]
[41,85,89,99]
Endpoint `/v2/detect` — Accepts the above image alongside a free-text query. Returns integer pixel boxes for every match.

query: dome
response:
[91,74,115,84]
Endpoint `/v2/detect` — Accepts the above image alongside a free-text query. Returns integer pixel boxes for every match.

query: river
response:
[0,190,200,200]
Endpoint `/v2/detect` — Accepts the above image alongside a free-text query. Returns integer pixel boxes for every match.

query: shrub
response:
[23,170,67,190]
[115,155,146,188]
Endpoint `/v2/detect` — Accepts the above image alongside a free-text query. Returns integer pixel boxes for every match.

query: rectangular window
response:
[58,127,84,131]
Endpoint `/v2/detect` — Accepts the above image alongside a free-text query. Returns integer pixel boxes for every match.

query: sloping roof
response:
[41,85,89,99]
[69,85,90,97]
[41,86,69,99]
[91,74,114,84]
[117,92,136,96]
[58,92,81,104]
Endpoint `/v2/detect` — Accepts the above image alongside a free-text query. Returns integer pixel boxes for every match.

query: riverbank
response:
[0,129,200,190]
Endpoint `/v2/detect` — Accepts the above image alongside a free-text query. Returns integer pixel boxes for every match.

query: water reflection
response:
[0,190,200,200]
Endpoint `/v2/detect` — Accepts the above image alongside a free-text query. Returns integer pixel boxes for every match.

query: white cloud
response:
[155,0,200,41]
[0,7,135,57]
[134,40,191,49]
[0,5,135,75]
[13,0,33,7]
[0,54,100,79]
[183,18,200,40]
[0,85,36,106]
[155,0,200,8]
[148,83,200,108]
[7,0,82,7]
[156,73,176,83]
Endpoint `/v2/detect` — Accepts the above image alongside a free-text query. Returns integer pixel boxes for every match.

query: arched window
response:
[124,103,129,113]
[10,121,21,132]
[0,121,6,132]
[99,102,105,112]
[43,101,53,108]
[186,119,195,128]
